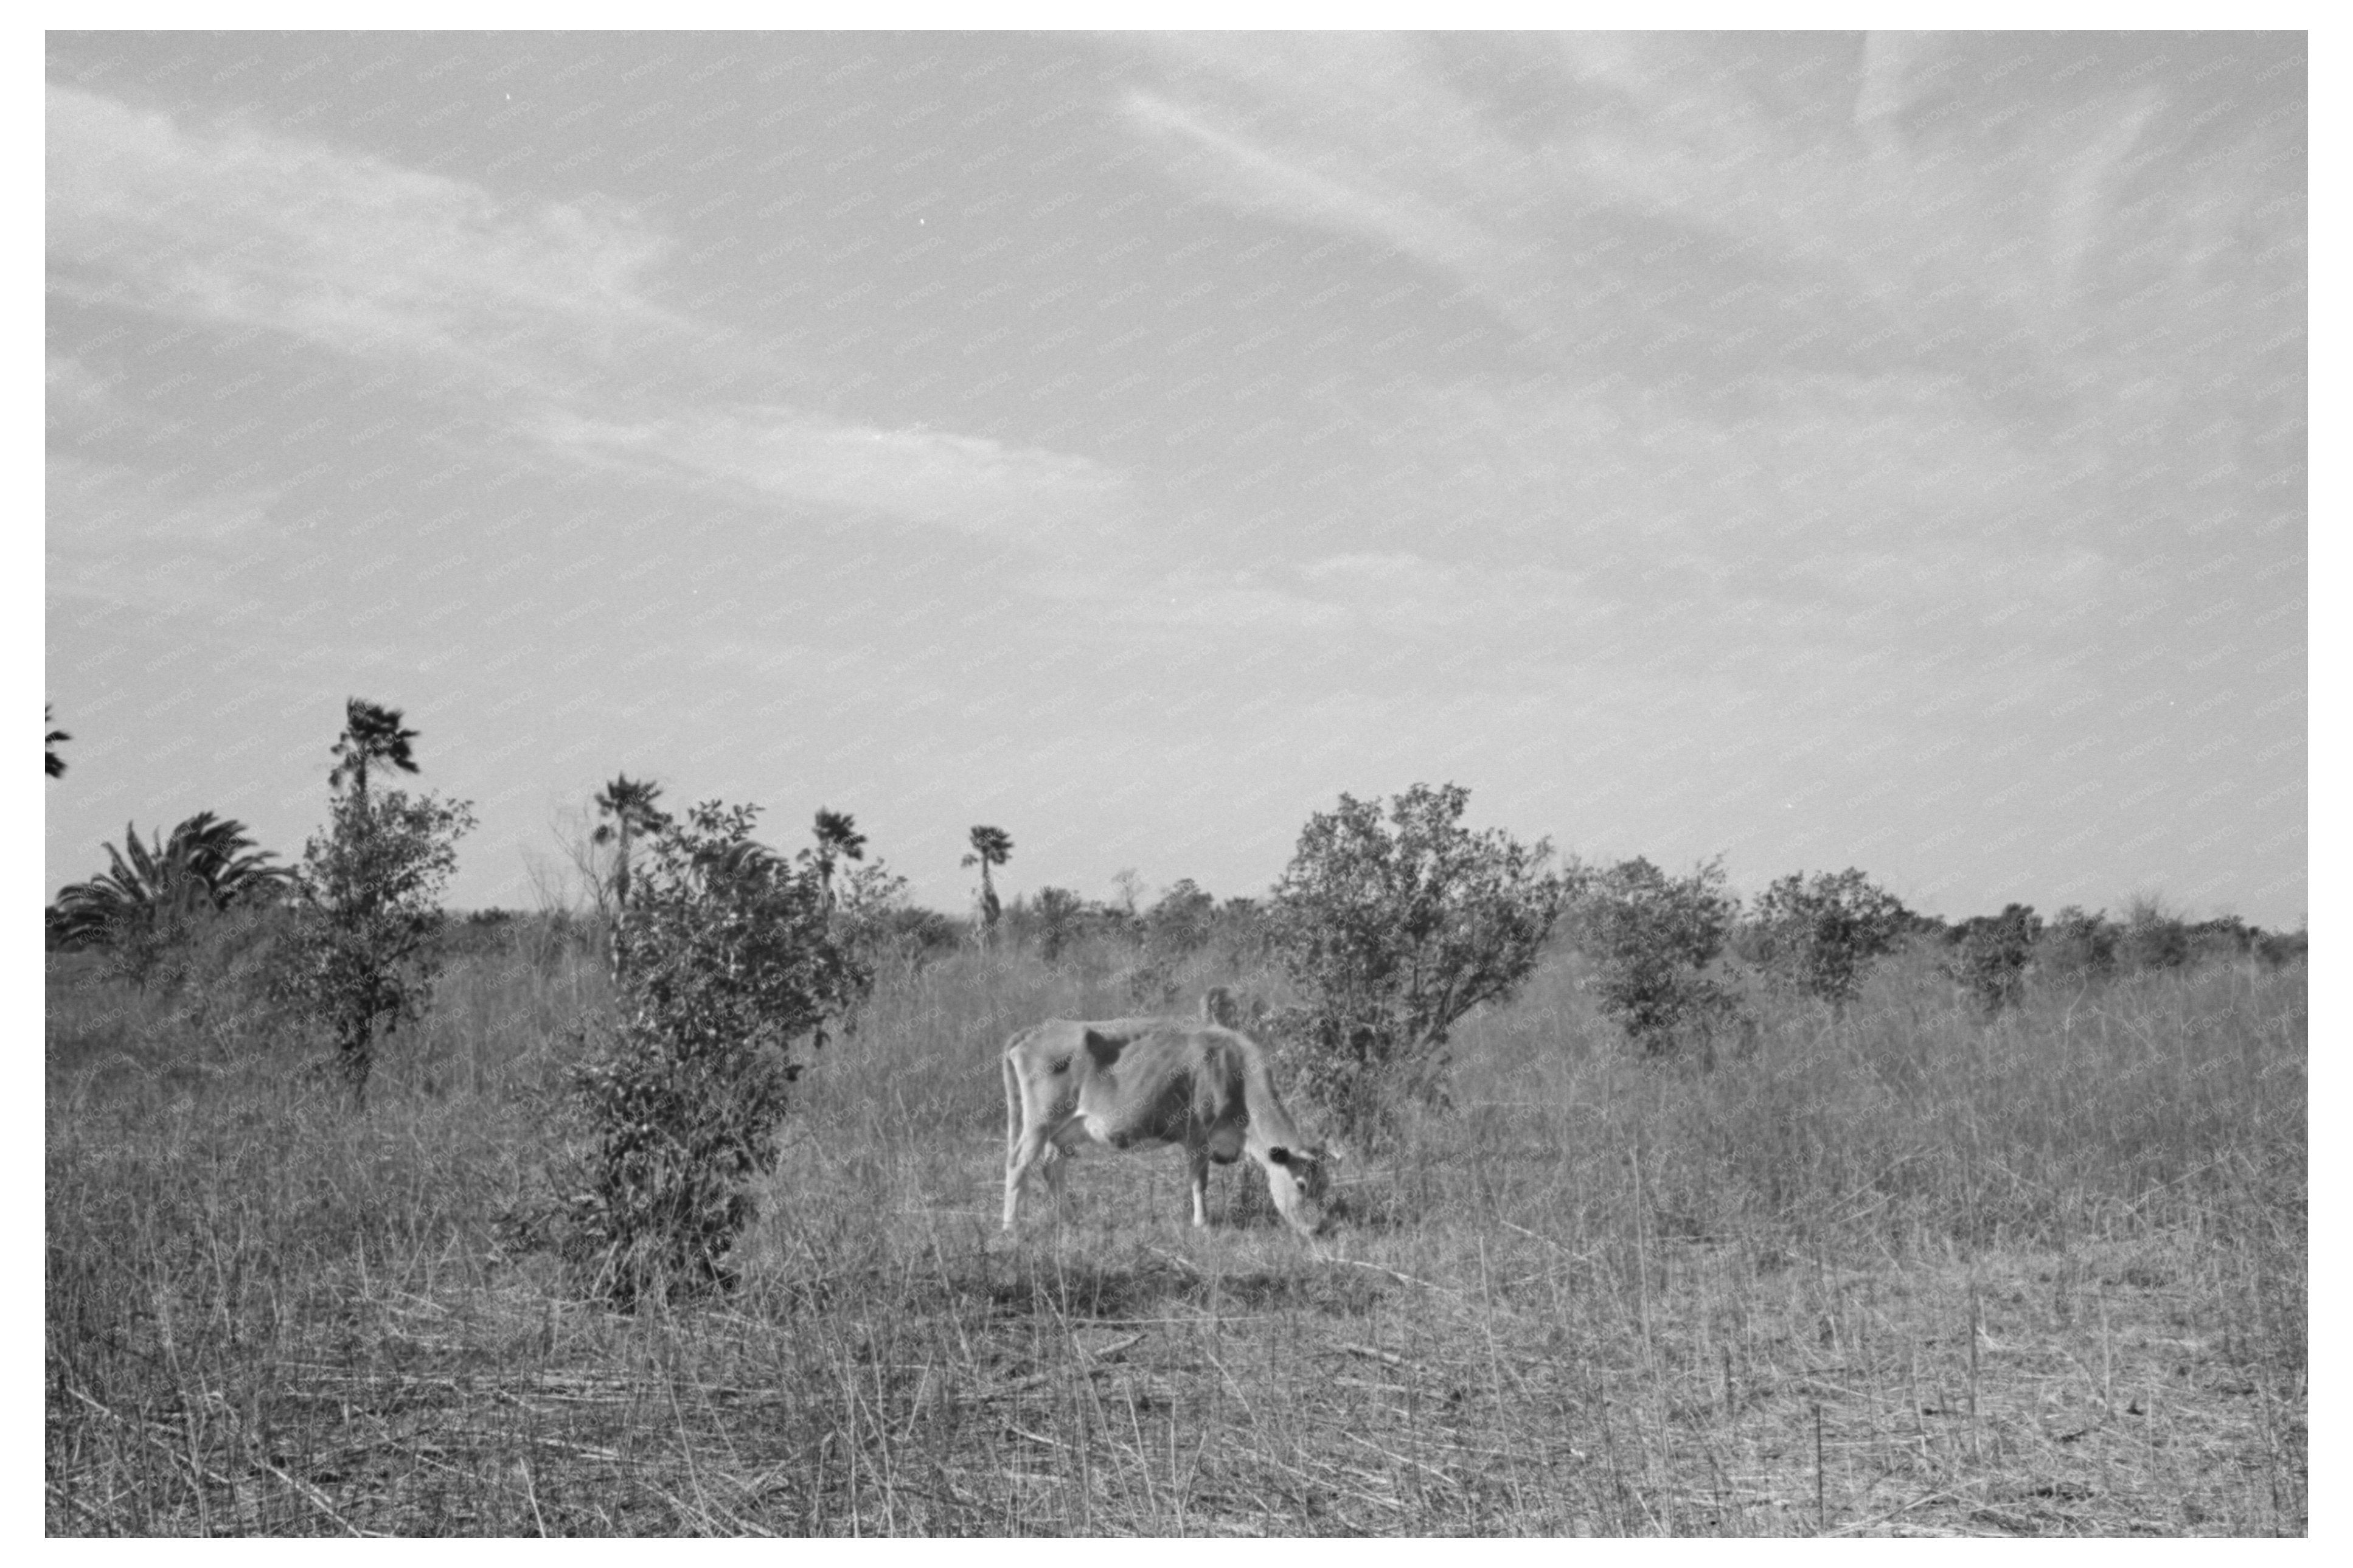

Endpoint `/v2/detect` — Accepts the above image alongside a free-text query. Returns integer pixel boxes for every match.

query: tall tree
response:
[810,807,867,911]
[45,704,69,779]
[278,702,473,1104]
[329,698,420,803]
[962,825,1013,938]
[592,774,672,915]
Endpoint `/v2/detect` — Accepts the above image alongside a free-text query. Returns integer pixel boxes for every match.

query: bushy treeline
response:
[1564,864,2303,1060]
[993,853,2303,1072]
[49,713,2302,1305]
[998,878,1270,997]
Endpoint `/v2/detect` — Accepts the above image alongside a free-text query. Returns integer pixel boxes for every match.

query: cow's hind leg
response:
[1003,1133,1035,1229]
[1008,1127,1070,1229]
[1004,1073,1065,1231]
[1002,1056,1032,1230]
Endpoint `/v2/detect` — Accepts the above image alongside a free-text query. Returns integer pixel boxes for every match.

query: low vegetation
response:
[47,904,2304,1535]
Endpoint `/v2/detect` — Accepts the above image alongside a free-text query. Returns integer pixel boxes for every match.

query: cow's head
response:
[1263,1142,1336,1237]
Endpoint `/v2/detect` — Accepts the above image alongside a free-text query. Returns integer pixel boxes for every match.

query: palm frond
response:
[330,698,422,792]
[814,808,866,861]
[51,812,290,949]
[595,774,671,831]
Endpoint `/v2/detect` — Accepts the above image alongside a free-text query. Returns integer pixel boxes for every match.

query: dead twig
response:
[1335,1341,1418,1372]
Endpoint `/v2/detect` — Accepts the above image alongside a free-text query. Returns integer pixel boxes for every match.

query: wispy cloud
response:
[50,84,1129,549]
[1033,358,2120,698]
[47,85,685,394]
[1121,85,1492,279]
[1117,34,2301,396]
[526,408,1129,545]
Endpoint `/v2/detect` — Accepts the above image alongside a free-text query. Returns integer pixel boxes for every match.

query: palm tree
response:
[962,825,1013,938]
[592,774,671,915]
[329,698,420,802]
[51,812,291,952]
[45,704,69,779]
[811,808,866,911]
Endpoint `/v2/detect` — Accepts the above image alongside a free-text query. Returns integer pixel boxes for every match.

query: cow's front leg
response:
[1189,1142,1211,1227]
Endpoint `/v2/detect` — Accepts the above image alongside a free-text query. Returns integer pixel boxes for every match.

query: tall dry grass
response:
[47,928,2304,1535]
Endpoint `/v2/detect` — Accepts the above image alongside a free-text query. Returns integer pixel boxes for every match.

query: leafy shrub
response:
[1267,783,1566,1142]
[2254,926,2307,966]
[2121,895,2191,972]
[273,787,475,1101]
[1747,867,1911,1009]
[1123,954,1184,1012]
[1946,903,2043,1013]
[1111,878,1229,1009]
[1144,878,1217,957]
[1579,856,1740,1055]
[832,859,957,969]
[557,802,869,1306]
[2184,916,2257,965]
[1028,886,1090,962]
[1212,895,1273,972]
[2040,905,2120,983]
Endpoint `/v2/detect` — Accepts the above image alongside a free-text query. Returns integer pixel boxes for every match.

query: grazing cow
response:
[1001,1007,1329,1238]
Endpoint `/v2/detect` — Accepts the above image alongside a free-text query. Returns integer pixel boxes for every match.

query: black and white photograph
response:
[43,27,2308,1536]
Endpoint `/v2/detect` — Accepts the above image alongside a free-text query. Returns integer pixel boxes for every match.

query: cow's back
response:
[1009,1017,1298,1157]
[1072,1026,1256,1147]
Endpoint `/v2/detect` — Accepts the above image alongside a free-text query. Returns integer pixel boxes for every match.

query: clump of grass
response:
[48,921,2303,1535]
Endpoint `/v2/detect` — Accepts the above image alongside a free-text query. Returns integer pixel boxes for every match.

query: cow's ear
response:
[1081,1029,1124,1069]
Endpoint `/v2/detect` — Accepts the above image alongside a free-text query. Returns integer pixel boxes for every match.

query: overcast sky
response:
[45,31,2306,926]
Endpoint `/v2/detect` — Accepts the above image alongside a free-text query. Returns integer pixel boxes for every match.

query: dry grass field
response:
[46,929,2306,1536]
